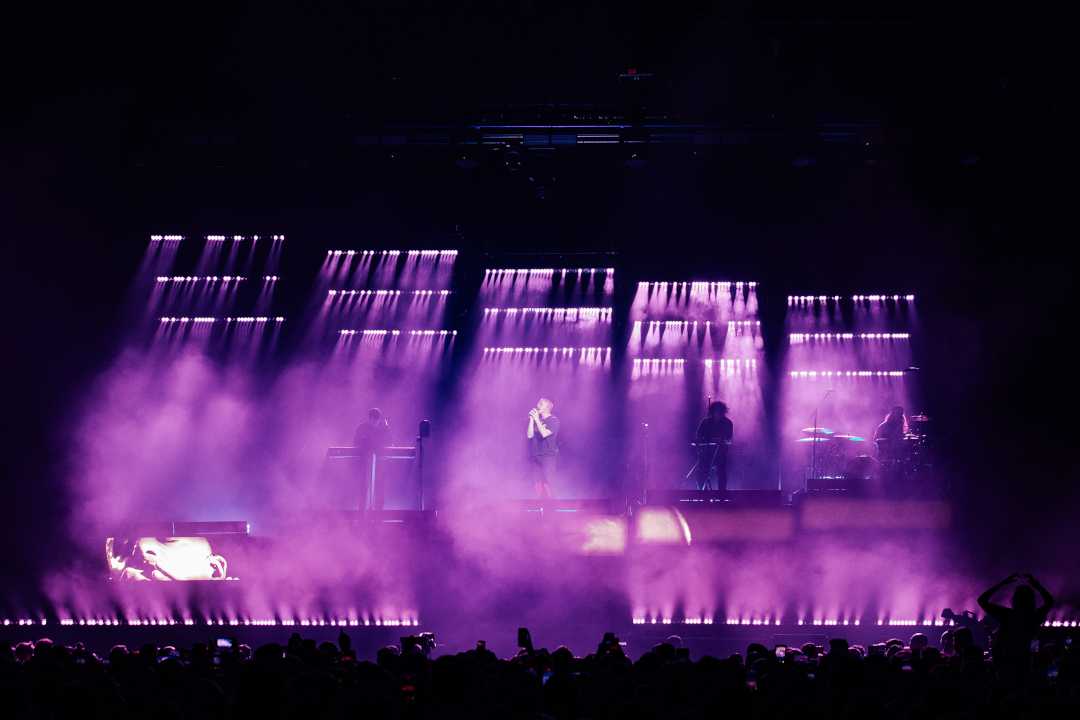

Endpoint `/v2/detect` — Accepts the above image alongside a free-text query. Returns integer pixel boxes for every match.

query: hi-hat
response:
[801,427,834,435]
[796,437,831,443]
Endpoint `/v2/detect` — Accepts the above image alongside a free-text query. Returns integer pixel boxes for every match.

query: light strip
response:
[327,249,457,256]
[639,281,756,289]
[790,333,910,342]
[4,617,420,628]
[789,370,905,378]
[328,289,451,296]
[484,267,614,275]
[159,316,284,324]
[788,295,842,303]
[703,358,758,366]
[787,294,915,304]
[204,235,283,241]
[484,307,611,318]
[149,235,184,241]
[155,276,246,283]
[853,294,915,302]
[484,346,611,353]
[339,329,456,336]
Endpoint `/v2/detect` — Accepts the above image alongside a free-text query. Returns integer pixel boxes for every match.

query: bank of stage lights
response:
[484,346,612,354]
[789,370,906,378]
[4,615,1079,629]
[156,276,246,283]
[1,617,420,628]
[329,290,452,296]
[788,294,916,304]
[483,307,612,320]
[632,358,758,367]
[630,615,1080,628]
[159,317,285,324]
[205,235,285,242]
[789,333,911,342]
[338,329,457,336]
[327,250,458,257]
[638,281,757,289]
[485,268,614,276]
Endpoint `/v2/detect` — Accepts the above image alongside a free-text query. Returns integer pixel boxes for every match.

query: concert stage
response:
[17,490,1077,659]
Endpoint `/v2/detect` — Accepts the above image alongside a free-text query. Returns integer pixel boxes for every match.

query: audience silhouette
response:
[1,577,1073,719]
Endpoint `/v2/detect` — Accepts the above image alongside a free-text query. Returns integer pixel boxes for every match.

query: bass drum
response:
[844,454,885,495]
[843,454,879,481]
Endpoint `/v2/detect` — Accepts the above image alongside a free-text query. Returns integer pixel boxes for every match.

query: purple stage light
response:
[328,289,447,296]
[788,370,906,378]
[220,316,284,323]
[852,294,916,302]
[787,295,842,305]
[483,307,612,320]
[485,267,613,276]
[637,281,757,293]
[339,329,402,336]
[263,275,280,281]
[632,358,686,378]
[159,317,217,324]
[149,234,184,241]
[703,358,758,368]
[483,346,611,353]
[155,276,246,283]
[789,332,910,343]
[206,235,227,241]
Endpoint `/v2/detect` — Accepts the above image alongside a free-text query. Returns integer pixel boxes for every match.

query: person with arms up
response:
[978,572,1054,688]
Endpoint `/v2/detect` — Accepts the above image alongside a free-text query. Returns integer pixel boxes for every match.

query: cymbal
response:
[796,437,831,443]
[801,427,834,435]
[909,415,930,422]
[833,434,866,442]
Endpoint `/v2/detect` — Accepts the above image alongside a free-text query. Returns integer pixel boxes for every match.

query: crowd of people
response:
[1,575,1073,718]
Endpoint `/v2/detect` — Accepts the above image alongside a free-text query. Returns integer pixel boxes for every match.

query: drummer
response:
[874,406,908,460]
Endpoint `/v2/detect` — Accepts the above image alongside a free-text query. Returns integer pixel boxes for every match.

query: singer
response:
[526,397,561,498]
[353,408,391,509]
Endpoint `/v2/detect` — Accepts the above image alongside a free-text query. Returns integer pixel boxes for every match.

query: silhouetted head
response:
[909,633,929,652]
[939,630,955,655]
[708,401,728,418]
[828,638,850,656]
[889,406,905,420]
[368,408,383,423]
[1012,583,1037,613]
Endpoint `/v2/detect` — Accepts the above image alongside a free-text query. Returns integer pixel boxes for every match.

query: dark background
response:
[5,3,1076,594]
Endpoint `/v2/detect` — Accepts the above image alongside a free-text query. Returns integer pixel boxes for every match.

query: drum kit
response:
[799,426,869,479]
[799,414,932,485]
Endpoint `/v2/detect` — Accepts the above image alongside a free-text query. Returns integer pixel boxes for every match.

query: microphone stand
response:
[639,422,649,508]
[808,389,833,493]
